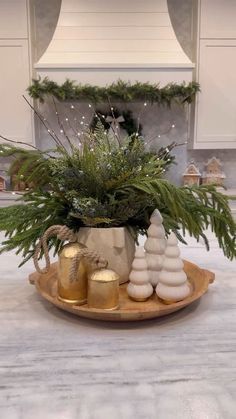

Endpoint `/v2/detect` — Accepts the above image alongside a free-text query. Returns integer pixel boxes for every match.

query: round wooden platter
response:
[28,260,215,322]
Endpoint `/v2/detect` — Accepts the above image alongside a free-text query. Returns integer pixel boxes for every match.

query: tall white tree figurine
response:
[156,232,191,303]
[144,209,166,287]
[127,247,153,301]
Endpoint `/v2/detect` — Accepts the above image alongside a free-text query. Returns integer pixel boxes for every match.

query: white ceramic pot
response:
[77,227,135,284]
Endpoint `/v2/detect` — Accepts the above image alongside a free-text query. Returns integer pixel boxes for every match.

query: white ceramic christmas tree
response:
[127,247,153,301]
[156,232,191,303]
[144,209,166,287]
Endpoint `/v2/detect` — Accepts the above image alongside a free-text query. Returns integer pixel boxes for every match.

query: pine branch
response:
[28,78,200,104]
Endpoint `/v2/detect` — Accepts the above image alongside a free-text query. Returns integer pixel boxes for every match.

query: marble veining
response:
[0,232,236,419]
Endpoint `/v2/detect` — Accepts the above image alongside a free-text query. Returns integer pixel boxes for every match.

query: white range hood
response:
[35,0,194,85]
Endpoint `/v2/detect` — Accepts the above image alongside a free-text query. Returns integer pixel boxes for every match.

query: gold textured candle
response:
[57,242,88,305]
[88,268,120,310]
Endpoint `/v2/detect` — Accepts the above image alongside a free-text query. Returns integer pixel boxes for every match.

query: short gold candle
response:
[88,268,120,310]
[57,242,87,305]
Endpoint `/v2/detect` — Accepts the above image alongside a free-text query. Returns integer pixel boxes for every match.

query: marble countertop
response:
[0,232,236,419]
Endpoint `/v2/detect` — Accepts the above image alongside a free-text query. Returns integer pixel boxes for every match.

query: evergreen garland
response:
[28,78,200,105]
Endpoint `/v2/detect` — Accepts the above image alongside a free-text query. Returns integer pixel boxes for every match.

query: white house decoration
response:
[182,160,201,186]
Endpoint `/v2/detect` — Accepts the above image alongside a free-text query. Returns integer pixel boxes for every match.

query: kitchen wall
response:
[30,0,236,188]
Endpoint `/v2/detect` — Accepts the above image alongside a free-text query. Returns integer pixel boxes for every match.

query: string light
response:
[147,122,177,145]
[60,129,64,134]
[88,104,92,108]
[144,102,147,107]
[70,105,75,109]
[65,118,69,122]
[80,121,84,125]
[82,116,85,119]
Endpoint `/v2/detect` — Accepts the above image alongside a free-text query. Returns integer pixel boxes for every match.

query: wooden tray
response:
[29,260,215,322]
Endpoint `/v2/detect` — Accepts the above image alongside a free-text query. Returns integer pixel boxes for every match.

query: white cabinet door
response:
[0,0,28,38]
[200,0,236,39]
[194,39,236,149]
[0,40,33,145]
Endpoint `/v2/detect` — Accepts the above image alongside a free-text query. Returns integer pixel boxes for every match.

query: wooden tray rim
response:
[29,260,215,321]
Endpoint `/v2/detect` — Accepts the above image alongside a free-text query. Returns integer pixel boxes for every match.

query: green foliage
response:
[0,144,51,188]
[28,78,200,105]
[0,191,70,265]
[0,122,235,265]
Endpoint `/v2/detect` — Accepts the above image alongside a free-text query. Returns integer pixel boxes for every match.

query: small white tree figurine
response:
[127,247,153,301]
[144,209,166,287]
[156,232,191,303]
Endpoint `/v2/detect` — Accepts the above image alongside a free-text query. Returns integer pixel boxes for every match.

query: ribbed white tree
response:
[127,247,153,301]
[144,209,166,287]
[156,232,191,303]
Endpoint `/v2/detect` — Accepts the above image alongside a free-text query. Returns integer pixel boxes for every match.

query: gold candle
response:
[57,242,87,305]
[88,268,120,310]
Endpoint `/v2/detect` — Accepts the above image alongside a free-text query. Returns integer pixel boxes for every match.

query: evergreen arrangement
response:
[28,78,200,105]
[0,122,235,266]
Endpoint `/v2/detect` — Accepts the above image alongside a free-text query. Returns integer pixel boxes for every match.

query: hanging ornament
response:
[127,247,153,302]
[156,232,191,304]
[90,108,142,138]
[105,114,125,143]
[144,209,166,287]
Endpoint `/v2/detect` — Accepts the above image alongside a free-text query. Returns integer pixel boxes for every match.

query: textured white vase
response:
[156,232,191,302]
[77,227,135,284]
[127,247,153,301]
[144,209,166,287]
